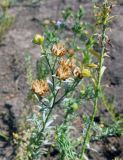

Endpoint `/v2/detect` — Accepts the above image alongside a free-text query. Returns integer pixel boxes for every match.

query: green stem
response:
[55,79,80,105]
[40,46,55,95]
[0,132,9,141]
[41,96,56,131]
[80,20,107,160]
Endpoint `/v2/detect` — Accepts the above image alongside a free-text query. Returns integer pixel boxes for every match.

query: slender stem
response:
[80,98,98,160]
[52,56,58,92]
[41,98,56,131]
[41,46,56,95]
[64,110,70,124]
[80,15,107,160]
[55,79,80,105]
[53,56,58,71]
[45,57,56,96]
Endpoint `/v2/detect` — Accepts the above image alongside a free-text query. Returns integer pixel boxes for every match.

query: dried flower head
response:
[73,67,82,78]
[31,80,48,96]
[59,58,75,68]
[56,59,72,80]
[67,58,76,68]
[52,43,66,56]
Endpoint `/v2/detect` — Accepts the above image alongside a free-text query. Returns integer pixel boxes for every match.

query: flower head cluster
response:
[31,80,48,96]
[51,42,92,80]
[56,57,83,80]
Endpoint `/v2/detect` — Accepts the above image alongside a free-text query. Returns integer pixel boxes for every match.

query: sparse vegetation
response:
[0,0,122,160]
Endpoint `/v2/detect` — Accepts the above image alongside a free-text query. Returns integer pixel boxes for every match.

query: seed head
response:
[56,59,72,80]
[31,80,48,96]
[52,43,66,56]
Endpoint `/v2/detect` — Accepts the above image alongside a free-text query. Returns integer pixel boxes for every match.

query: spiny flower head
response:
[56,59,72,80]
[59,58,75,68]
[73,67,82,78]
[31,80,48,96]
[52,43,66,56]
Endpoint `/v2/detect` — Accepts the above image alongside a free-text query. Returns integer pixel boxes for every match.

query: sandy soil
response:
[0,0,123,159]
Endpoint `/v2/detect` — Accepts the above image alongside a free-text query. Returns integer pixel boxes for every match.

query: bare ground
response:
[0,0,123,159]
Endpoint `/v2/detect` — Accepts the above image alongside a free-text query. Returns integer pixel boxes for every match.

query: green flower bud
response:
[71,103,79,111]
[82,69,91,77]
[32,34,44,45]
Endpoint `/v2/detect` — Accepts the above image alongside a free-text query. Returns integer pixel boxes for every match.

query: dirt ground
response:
[0,0,123,159]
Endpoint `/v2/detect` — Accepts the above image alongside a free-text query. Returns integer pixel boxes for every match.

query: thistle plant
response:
[15,33,88,159]
[25,36,85,160]
[14,0,116,160]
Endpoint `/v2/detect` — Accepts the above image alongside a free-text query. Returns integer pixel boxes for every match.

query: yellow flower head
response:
[31,80,48,96]
[13,132,19,139]
[82,69,91,77]
[32,34,44,45]
[52,43,66,56]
